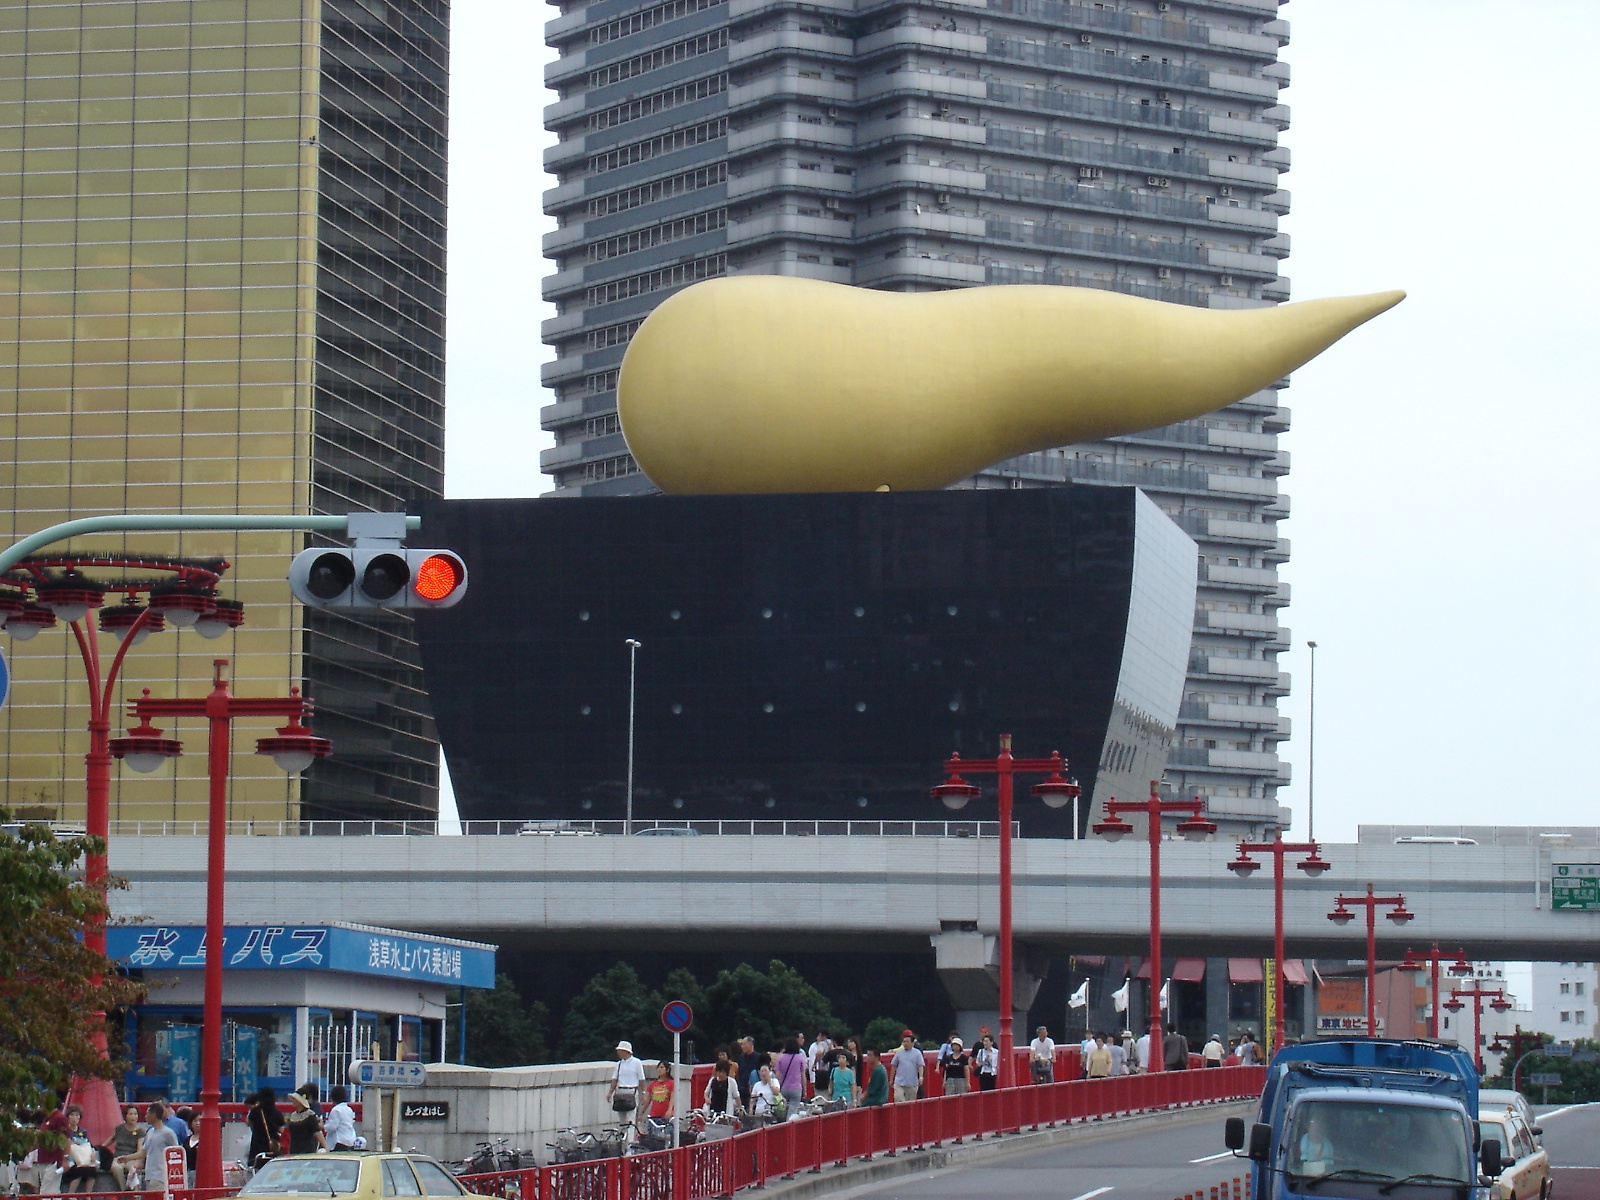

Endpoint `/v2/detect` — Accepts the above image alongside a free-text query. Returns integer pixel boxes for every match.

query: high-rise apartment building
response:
[539,0,1292,823]
[0,0,448,822]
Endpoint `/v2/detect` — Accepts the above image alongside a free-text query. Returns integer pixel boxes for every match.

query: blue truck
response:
[1224,1040,1506,1200]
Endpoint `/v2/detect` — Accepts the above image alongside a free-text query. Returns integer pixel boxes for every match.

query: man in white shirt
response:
[1078,1032,1095,1079]
[607,1041,649,1128]
[1135,1031,1152,1072]
[1028,1025,1056,1084]
[808,1030,835,1096]
[1108,1036,1128,1077]
[888,1031,925,1103]
[1203,1033,1225,1067]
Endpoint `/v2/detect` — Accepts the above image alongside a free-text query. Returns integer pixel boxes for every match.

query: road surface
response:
[1534,1103,1600,1200]
[839,1106,1247,1200]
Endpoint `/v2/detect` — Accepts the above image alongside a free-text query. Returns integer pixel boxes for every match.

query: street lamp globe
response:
[194,599,246,640]
[35,574,106,623]
[255,711,333,773]
[1296,852,1330,877]
[100,602,166,646]
[5,605,57,640]
[109,714,184,773]
[1030,771,1080,809]
[1327,906,1355,926]
[932,776,981,810]
[1448,956,1474,977]
[1091,814,1135,842]
[1386,906,1415,925]
[1176,813,1218,842]
[1226,853,1261,877]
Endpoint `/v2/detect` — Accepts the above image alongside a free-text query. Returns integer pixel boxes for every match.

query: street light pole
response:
[1226,833,1330,1052]
[1327,884,1414,1037]
[1443,979,1511,1075]
[1094,782,1217,1072]
[932,737,1079,1087]
[1399,945,1472,1039]
[625,638,640,836]
[1306,641,1317,839]
[112,660,330,1189]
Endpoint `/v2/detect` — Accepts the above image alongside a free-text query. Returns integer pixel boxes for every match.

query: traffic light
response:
[288,547,468,610]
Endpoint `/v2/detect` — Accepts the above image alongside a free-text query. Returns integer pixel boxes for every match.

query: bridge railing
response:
[460,1065,1264,1200]
[106,818,1016,839]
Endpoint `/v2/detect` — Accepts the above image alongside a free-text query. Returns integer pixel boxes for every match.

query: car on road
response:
[1477,1108,1550,1200]
[1480,1089,1537,1136]
[239,1153,469,1200]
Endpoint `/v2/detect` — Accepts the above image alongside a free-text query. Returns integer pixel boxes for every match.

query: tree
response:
[863,1017,910,1054]
[464,975,549,1067]
[558,962,658,1062]
[698,959,837,1051]
[0,814,144,1161]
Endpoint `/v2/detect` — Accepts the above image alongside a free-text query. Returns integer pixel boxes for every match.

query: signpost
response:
[661,1001,693,1151]
[163,1145,187,1198]
[349,1060,428,1088]
[1551,864,1600,911]
[1527,1071,1563,1105]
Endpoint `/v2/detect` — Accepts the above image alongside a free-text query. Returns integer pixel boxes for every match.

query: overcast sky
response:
[438,0,1600,845]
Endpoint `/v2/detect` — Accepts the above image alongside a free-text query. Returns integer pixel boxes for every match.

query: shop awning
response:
[1229,958,1264,983]
[1075,955,1107,968]
[1133,957,1206,981]
[1283,959,1310,986]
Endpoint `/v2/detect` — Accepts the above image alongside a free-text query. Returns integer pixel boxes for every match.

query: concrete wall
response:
[371,1061,652,1165]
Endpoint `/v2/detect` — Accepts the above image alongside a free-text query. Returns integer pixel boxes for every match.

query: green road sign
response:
[1552,864,1600,912]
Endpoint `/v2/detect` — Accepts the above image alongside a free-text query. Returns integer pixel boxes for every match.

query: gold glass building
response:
[0,0,448,825]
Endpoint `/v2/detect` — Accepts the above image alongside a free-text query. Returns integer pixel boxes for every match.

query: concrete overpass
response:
[110,830,1600,962]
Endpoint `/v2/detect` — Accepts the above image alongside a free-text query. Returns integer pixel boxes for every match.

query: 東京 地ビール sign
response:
[1552,864,1600,912]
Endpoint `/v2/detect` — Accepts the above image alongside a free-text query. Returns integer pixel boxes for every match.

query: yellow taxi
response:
[238,1153,471,1200]
[1478,1108,1551,1200]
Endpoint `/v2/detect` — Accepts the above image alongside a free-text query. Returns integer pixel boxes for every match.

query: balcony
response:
[853,115,987,150]
[856,209,987,240]
[1167,746,1284,775]
[855,255,986,288]
[1202,518,1280,546]
[1190,655,1280,682]
[1262,405,1291,433]
[727,119,854,155]
[726,211,855,245]
[1206,473,1277,498]
[856,25,988,57]
[855,163,987,196]
[726,166,855,199]
[728,29,853,64]
[1206,426,1278,453]
[1201,609,1278,635]
[1204,563,1279,589]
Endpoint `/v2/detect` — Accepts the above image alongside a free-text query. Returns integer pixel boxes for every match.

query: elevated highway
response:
[109,831,1599,960]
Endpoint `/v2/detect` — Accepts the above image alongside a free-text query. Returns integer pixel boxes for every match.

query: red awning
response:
[1134,959,1152,979]
[1283,959,1310,986]
[1075,955,1107,968]
[1172,958,1206,982]
[1229,958,1264,983]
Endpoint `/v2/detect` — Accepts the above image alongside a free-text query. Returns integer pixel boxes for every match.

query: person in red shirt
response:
[645,1061,675,1121]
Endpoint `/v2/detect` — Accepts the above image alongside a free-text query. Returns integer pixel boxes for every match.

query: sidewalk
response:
[756,1098,1257,1200]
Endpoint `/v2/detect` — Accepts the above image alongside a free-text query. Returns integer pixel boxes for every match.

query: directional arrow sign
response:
[1527,1072,1563,1086]
[349,1059,428,1088]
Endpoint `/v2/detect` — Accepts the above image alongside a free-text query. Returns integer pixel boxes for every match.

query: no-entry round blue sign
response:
[661,1000,694,1033]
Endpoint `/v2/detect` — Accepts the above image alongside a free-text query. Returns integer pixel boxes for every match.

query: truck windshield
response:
[1286,1100,1471,1191]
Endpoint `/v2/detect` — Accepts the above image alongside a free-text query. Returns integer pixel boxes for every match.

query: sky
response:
[437,0,1600,845]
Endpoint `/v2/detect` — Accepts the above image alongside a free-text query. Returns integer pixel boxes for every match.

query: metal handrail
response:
[105,818,1017,838]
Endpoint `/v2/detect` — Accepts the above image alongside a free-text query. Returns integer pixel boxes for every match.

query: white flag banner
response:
[1068,980,1089,1009]
[1112,977,1130,1013]
[1159,979,1171,1011]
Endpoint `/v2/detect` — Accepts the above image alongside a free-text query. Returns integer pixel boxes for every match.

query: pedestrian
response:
[1134,1030,1152,1072]
[808,1030,835,1097]
[324,1086,358,1151]
[736,1036,763,1090]
[136,1102,180,1187]
[1028,1025,1056,1084]
[285,1089,324,1154]
[607,1041,648,1125]
[846,1036,868,1088]
[830,1051,858,1107]
[937,1029,959,1067]
[1108,1034,1127,1077]
[749,1063,781,1121]
[1086,1034,1112,1079]
[246,1088,284,1169]
[1202,1033,1225,1068]
[175,1107,199,1175]
[941,1037,972,1095]
[712,1046,739,1085]
[105,1105,147,1190]
[889,1030,925,1103]
[33,1103,70,1196]
[702,1062,742,1117]
[1079,1029,1096,1079]
[774,1037,808,1112]
[975,1033,1000,1090]
[645,1061,675,1124]
[1238,1032,1261,1066]
[1163,1027,1191,1071]
[1120,1031,1137,1074]
[59,1106,98,1194]
[861,1050,889,1107]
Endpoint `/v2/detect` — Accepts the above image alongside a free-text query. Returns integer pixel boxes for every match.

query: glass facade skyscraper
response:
[539,0,1293,826]
[0,0,447,823]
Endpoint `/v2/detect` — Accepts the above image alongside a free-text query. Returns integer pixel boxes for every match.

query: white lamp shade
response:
[121,751,171,774]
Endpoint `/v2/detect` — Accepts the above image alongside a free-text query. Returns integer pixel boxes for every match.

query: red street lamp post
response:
[1442,981,1512,1075]
[1326,884,1415,1037]
[1225,833,1331,1053]
[1398,945,1473,1039]
[111,659,330,1189]
[1093,782,1216,1072]
[932,735,1080,1088]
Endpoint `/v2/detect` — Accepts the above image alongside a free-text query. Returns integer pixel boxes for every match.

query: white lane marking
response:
[1069,1188,1116,1200]
[1190,1151,1237,1164]
[1537,1102,1600,1121]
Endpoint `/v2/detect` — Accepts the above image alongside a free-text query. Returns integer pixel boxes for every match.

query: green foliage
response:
[698,959,837,1052]
[558,962,659,1062]
[0,814,145,1162]
[1500,1038,1600,1104]
[862,1017,911,1054]
[464,975,549,1067]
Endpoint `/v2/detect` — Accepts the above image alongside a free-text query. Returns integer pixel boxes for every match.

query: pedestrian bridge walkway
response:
[108,832,1598,959]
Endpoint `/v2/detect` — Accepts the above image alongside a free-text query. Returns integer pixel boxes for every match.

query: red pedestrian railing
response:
[461,1065,1264,1200]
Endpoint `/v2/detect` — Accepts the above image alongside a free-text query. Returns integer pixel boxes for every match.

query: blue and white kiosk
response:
[108,922,496,1103]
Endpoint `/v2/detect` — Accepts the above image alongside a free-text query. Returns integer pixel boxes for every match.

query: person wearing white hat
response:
[607,1041,649,1129]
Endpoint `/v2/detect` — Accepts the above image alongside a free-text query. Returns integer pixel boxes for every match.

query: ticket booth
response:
[109,922,496,1102]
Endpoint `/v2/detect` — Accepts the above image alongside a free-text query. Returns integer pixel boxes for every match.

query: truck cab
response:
[1225,1040,1504,1200]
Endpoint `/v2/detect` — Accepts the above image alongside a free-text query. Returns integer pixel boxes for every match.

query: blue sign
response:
[350,1060,428,1088]
[0,645,8,709]
[107,923,495,988]
[232,1026,259,1102]
[661,1000,694,1034]
[169,1026,200,1102]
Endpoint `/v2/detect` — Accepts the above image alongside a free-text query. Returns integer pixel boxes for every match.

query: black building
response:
[416,487,1196,837]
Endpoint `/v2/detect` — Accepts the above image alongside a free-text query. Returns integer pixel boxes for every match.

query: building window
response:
[1577,982,1586,996]
[1560,1011,1571,1022]
[1578,1011,1589,1025]
[1561,982,1571,994]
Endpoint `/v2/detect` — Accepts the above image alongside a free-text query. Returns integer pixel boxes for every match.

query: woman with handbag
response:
[59,1106,99,1193]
